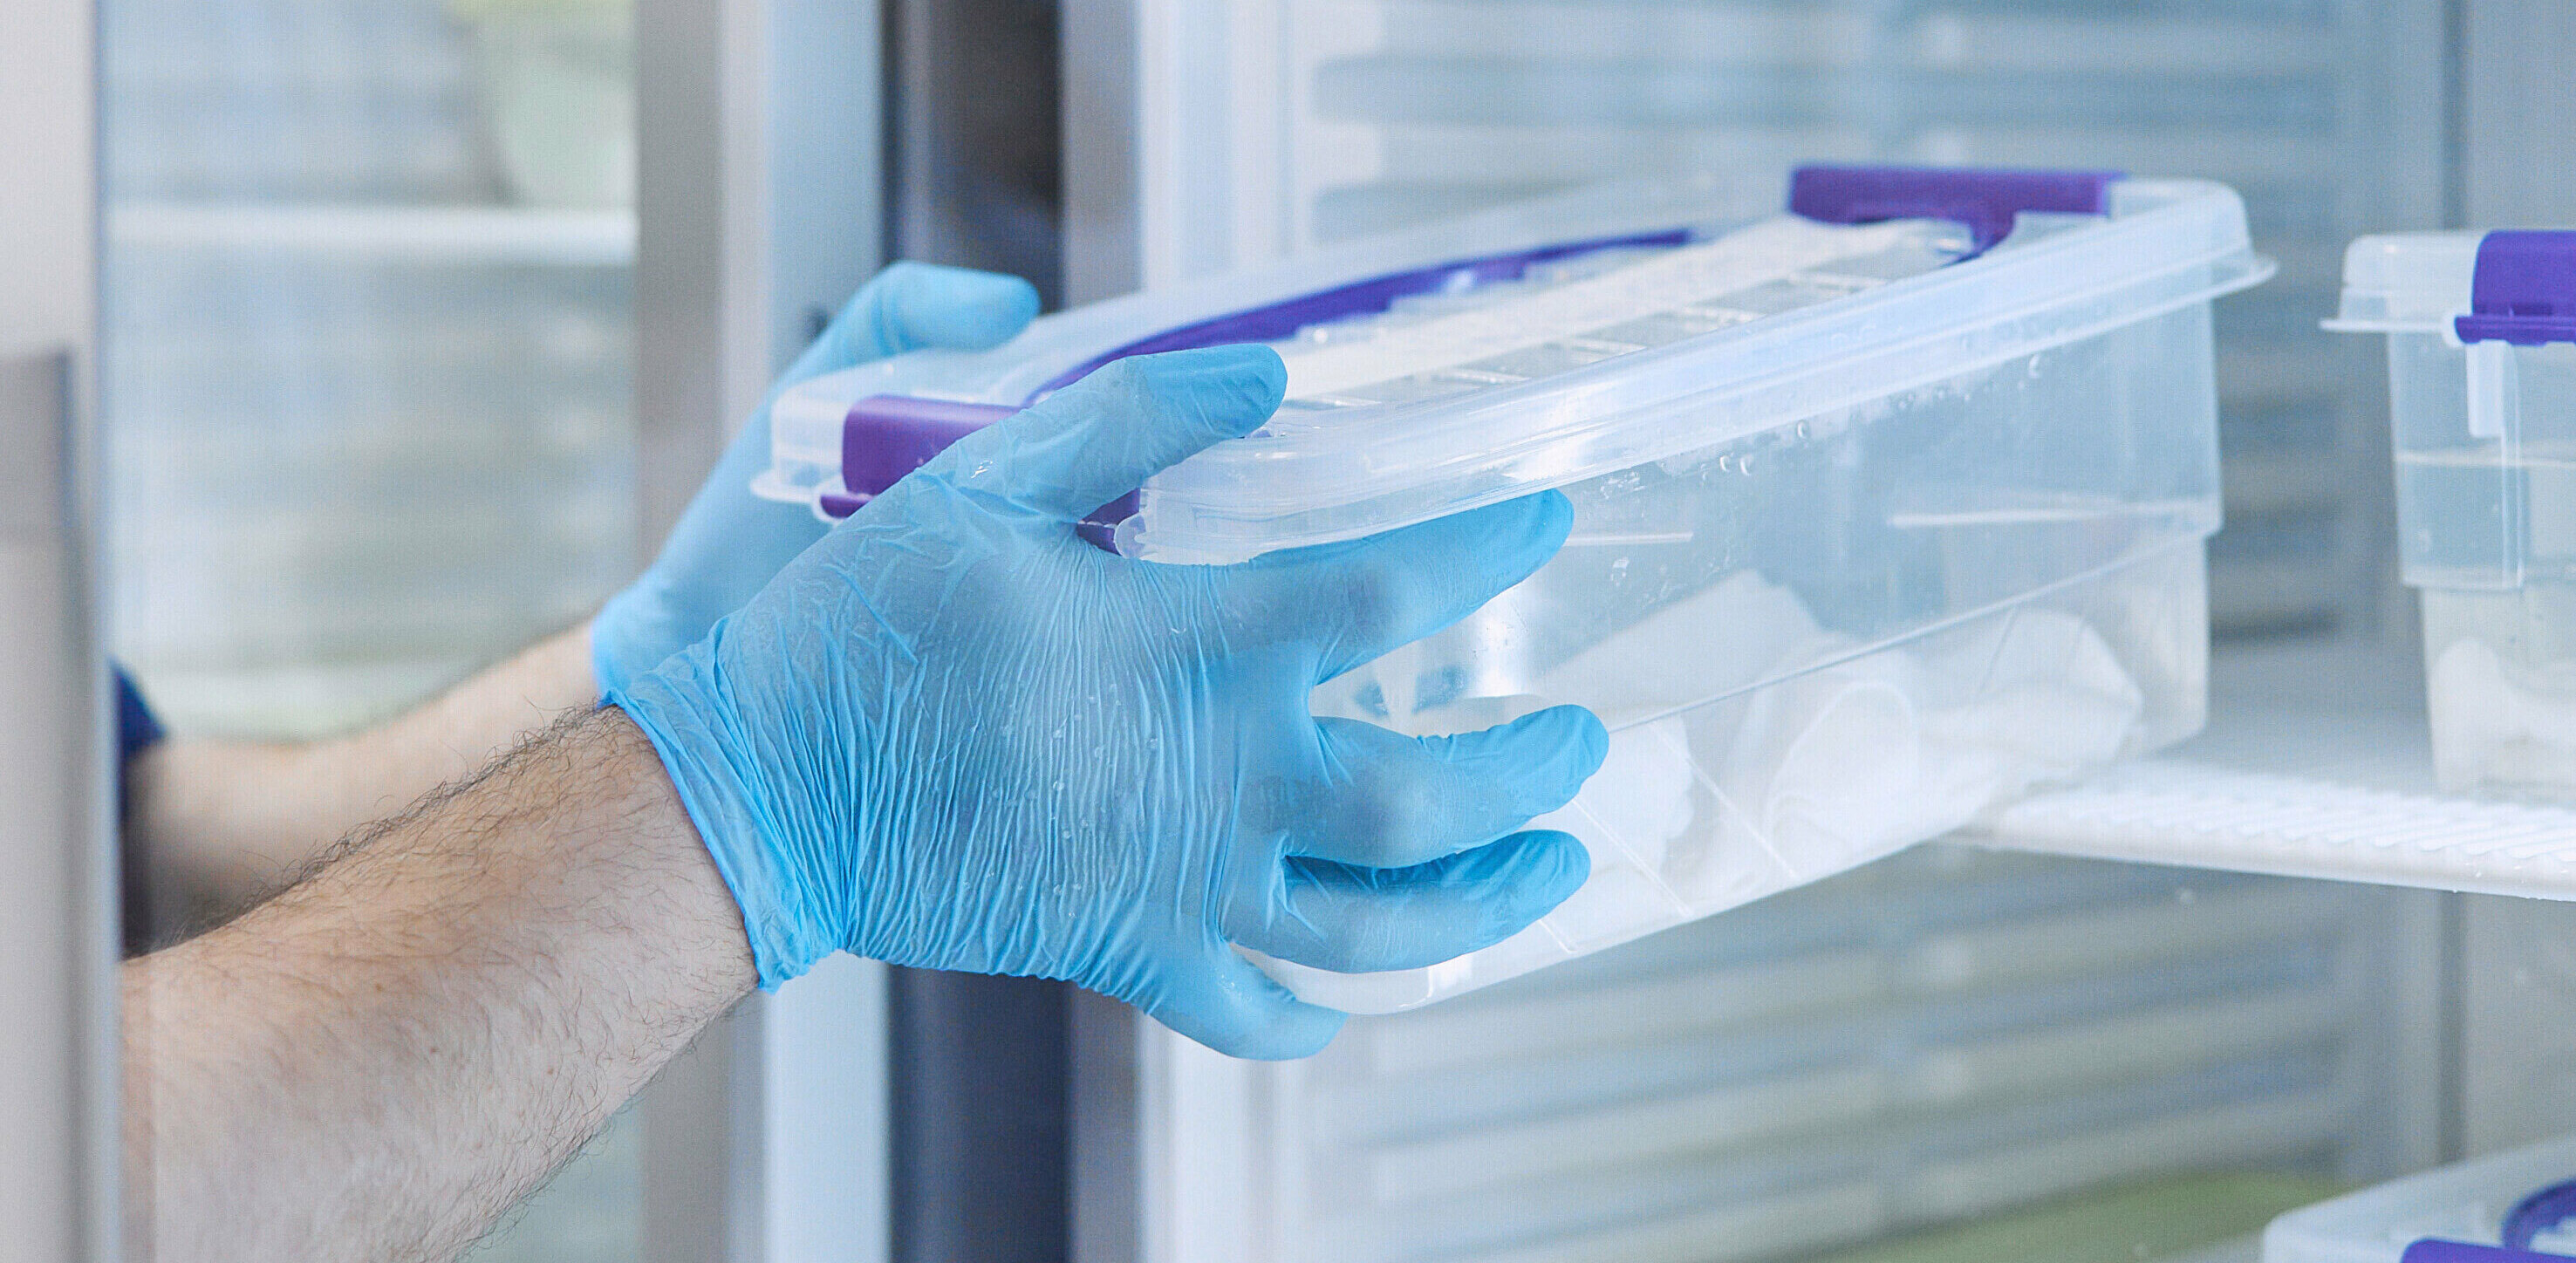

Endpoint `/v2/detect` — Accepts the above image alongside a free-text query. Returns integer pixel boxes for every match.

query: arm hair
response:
[122,706,756,1262]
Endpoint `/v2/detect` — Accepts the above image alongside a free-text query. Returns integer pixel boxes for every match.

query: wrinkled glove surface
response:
[611,345,1606,1058]
[592,261,1041,694]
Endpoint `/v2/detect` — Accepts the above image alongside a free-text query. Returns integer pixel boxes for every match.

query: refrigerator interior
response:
[79,0,2576,1260]
[1049,4,2574,1263]
[101,0,636,742]
[97,0,642,1254]
[1102,847,2444,1263]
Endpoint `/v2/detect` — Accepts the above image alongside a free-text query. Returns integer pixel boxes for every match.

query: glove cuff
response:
[608,667,837,989]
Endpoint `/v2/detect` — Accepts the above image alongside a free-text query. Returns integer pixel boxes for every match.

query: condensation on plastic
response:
[766,174,2268,1011]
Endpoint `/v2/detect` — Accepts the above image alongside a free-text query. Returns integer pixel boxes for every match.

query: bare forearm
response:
[126,625,598,925]
[123,707,755,1261]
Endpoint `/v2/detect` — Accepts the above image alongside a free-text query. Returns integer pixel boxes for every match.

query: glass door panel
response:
[100,0,640,1254]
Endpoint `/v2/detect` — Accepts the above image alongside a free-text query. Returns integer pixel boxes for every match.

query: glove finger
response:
[642,266,1035,631]
[741,265,1035,508]
[649,265,1035,598]
[1221,491,1572,683]
[794,261,1039,380]
[1285,710,1607,869]
[1132,947,1348,1061]
[592,400,826,694]
[910,345,1285,525]
[1238,832,1590,975]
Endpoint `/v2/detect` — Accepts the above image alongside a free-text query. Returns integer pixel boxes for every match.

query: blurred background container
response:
[451,0,636,208]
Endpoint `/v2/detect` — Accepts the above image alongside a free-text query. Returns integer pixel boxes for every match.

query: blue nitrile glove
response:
[591,261,1042,694]
[610,345,1608,1059]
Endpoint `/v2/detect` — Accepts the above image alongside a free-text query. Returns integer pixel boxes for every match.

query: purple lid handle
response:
[2456,231,2576,346]
[823,230,1707,543]
[836,395,1020,504]
[2394,1173,2576,1263]
[821,394,1135,548]
[1032,229,1693,396]
[2405,1242,2576,1263]
[1788,164,2124,255]
[2504,1178,2576,1252]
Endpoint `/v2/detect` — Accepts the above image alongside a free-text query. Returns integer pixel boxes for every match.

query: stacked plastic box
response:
[2267,1133,2576,1263]
[2332,231,2576,799]
[767,165,2272,1011]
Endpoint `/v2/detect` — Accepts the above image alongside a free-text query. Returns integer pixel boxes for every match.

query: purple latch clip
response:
[819,394,1136,548]
[2406,1243,2570,1263]
[1788,164,2124,255]
[2456,231,2576,346]
[831,395,1020,514]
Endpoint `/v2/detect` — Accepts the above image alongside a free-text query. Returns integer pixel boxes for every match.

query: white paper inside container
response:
[1261,546,2196,1015]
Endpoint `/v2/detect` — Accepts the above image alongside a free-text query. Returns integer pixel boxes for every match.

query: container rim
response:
[1128,178,2265,560]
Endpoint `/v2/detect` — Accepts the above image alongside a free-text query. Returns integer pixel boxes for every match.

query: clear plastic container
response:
[2332,232,2576,800]
[765,167,2269,1012]
[2265,1132,2576,1263]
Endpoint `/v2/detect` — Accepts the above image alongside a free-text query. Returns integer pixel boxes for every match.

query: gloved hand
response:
[611,345,1607,1059]
[591,261,1042,694]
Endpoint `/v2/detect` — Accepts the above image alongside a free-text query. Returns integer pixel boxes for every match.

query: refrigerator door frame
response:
[0,0,120,1246]
[0,348,118,1263]
[2453,0,2576,1164]
[632,0,890,1258]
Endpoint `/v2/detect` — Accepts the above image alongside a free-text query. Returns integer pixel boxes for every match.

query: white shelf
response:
[107,201,636,266]
[1975,645,2576,900]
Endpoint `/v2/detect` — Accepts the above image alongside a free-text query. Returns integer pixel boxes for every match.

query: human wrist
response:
[236,705,759,1011]
[605,663,842,990]
[564,707,762,1004]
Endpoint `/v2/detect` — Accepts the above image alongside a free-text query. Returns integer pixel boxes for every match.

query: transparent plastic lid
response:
[2332,229,2576,346]
[2265,1131,2576,1263]
[2328,231,2486,333]
[762,169,2269,561]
